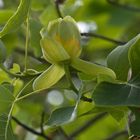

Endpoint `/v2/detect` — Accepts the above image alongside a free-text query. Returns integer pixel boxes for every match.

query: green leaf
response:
[0,112,17,140]
[93,74,140,107]
[107,34,140,80]
[46,87,83,127]
[33,64,65,91]
[0,0,31,38]
[0,86,15,140]
[71,58,116,79]
[0,40,6,63]
[46,106,75,126]
[0,85,14,115]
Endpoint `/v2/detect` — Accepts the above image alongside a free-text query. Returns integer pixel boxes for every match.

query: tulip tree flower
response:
[33,16,116,91]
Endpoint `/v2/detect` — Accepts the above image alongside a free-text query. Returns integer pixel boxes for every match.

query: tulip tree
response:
[0,0,140,140]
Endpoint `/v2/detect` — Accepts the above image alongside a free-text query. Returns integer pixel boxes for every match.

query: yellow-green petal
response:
[41,36,70,63]
[33,64,65,91]
[71,58,116,79]
[58,16,81,57]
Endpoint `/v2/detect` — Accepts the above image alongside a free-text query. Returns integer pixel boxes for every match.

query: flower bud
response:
[41,16,81,63]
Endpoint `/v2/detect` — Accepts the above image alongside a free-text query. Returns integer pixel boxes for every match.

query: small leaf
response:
[10,63,20,74]
[0,85,14,115]
[0,0,31,38]
[46,106,75,126]
[71,58,116,79]
[33,64,65,91]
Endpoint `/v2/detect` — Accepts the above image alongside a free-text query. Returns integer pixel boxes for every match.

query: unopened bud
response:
[41,16,81,63]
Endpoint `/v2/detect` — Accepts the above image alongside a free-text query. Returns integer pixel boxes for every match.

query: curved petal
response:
[33,64,65,91]
[71,58,116,79]
[41,36,70,63]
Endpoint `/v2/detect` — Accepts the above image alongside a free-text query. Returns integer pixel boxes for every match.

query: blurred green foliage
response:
[0,0,140,140]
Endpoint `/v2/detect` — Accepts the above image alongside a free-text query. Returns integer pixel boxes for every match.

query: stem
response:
[64,64,78,93]
[64,64,92,103]
[81,33,126,45]
[16,88,46,102]
[24,14,30,72]
[55,0,63,18]
[5,100,16,139]
[40,112,46,134]
[104,130,128,140]
[0,63,41,79]
[12,116,51,140]
[5,78,34,139]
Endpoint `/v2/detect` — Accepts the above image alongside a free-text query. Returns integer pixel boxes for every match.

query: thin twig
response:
[81,96,93,103]
[12,116,51,140]
[64,64,92,103]
[81,32,126,45]
[55,0,63,18]
[104,130,128,140]
[24,15,30,72]
[107,0,140,12]
[40,112,46,134]
[69,112,107,138]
